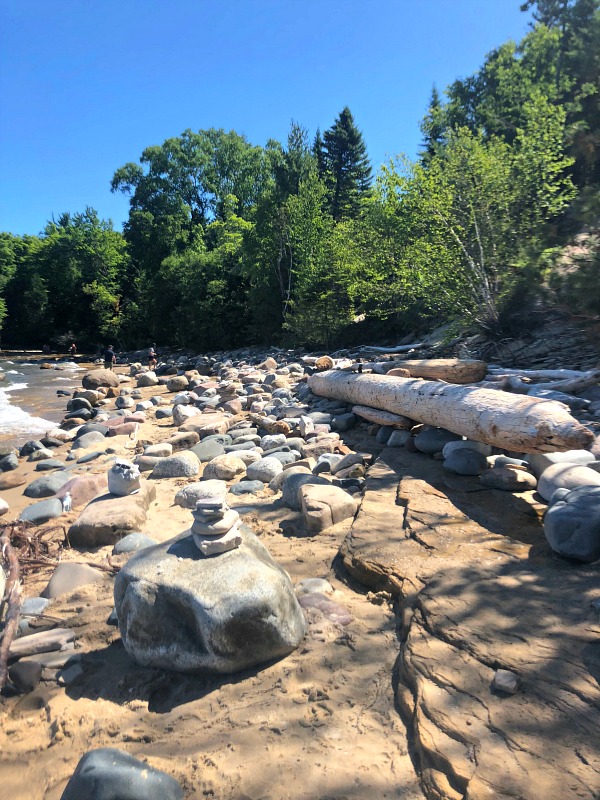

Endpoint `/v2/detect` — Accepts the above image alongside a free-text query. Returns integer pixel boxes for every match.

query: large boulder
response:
[281,473,330,510]
[246,456,283,483]
[19,498,63,524]
[299,484,358,532]
[60,748,183,800]
[167,375,189,392]
[114,527,306,673]
[82,369,120,390]
[67,482,156,547]
[172,404,201,427]
[544,485,600,562]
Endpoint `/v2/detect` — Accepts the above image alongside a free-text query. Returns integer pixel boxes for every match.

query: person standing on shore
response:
[69,342,77,358]
[148,344,158,370]
[103,344,116,370]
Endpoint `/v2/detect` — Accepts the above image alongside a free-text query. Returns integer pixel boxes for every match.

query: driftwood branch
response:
[0,529,22,690]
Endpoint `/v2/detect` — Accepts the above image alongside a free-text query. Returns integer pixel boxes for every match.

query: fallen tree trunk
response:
[388,358,487,384]
[308,371,594,454]
[487,367,598,381]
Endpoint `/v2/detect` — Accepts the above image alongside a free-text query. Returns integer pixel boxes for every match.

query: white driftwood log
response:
[351,405,415,429]
[308,371,594,453]
[389,358,487,384]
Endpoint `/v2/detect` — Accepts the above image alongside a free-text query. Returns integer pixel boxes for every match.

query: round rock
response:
[114,527,306,673]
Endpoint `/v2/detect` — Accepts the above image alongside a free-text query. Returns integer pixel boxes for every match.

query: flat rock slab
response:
[340,447,539,598]
[399,561,600,800]
[19,497,63,524]
[68,482,156,547]
[23,471,73,498]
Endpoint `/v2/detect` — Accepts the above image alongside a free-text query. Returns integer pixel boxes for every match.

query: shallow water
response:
[0,358,84,448]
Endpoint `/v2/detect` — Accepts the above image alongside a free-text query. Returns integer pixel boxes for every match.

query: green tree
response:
[321,107,372,221]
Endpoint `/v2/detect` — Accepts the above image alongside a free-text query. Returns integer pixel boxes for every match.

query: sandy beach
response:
[0,355,598,800]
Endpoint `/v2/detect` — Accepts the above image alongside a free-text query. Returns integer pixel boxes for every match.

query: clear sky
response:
[0,0,532,236]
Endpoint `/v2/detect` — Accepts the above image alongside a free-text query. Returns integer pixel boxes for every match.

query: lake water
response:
[0,359,85,449]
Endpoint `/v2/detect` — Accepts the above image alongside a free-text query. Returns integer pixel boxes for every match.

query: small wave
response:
[4,382,28,392]
[53,377,75,381]
[21,362,35,366]
[6,370,24,375]
[3,360,14,365]
[0,387,55,437]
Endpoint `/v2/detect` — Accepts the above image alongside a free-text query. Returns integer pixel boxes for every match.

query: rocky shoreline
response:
[0,342,599,799]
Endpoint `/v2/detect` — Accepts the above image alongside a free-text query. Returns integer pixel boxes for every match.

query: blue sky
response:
[0,0,532,236]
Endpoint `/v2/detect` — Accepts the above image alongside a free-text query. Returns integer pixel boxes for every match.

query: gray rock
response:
[60,748,183,800]
[387,430,412,448]
[134,455,161,472]
[150,452,199,479]
[174,479,228,509]
[0,453,18,471]
[537,463,600,502]
[143,443,173,458]
[442,439,493,459]
[527,450,595,479]
[27,447,54,462]
[492,669,520,695]
[136,371,159,387]
[35,459,66,471]
[332,412,357,431]
[75,422,109,439]
[544,485,600,562]
[114,527,306,673]
[9,661,43,693]
[41,562,105,599]
[281,473,331,510]
[67,397,92,413]
[77,451,103,464]
[376,425,395,445]
[443,448,488,476]
[414,428,462,455]
[19,498,64,524]
[21,597,50,616]
[112,532,158,554]
[480,467,537,492]
[19,440,45,456]
[246,456,283,483]
[190,439,225,463]
[230,480,265,495]
[155,406,174,419]
[23,471,72,498]
[202,454,246,482]
[71,431,107,451]
[264,450,298,466]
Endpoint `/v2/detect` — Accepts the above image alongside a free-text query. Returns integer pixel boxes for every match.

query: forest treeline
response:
[1,0,598,351]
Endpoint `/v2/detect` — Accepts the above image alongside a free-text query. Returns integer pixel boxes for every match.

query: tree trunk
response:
[351,405,415,429]
[308,371,594,454]
[388,358,487,384]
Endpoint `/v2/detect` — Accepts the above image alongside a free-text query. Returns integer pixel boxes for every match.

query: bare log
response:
[0,529,22,689]
[506,370,600,396]
[247,413,291,435]
[308,371,594,454]
[389,358,487,384]
[8,628,76,660]
[352,405,415,429]
[356,343,426,354]
[487,367,599,381]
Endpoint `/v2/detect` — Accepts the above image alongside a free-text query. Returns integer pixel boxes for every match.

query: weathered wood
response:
[357,343,426,354]
[0,530,21,689]
[8,627,75,659]
[487,367,598,381]
[390,358,487,384]
[308,371,594,454]
[352,405,415,429]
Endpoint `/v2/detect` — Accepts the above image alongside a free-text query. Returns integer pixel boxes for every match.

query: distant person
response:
[148,344,158,370]
[42,343,51,355]
[103,344,116,371]
[69,342,77,358]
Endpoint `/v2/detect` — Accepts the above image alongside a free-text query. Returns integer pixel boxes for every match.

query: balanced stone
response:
[174,479,228,509]
[114,526,306,673]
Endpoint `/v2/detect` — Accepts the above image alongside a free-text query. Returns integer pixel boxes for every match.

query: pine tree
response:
[313,128,326,178]
[420,86,447,162]
[321,107,372,221]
